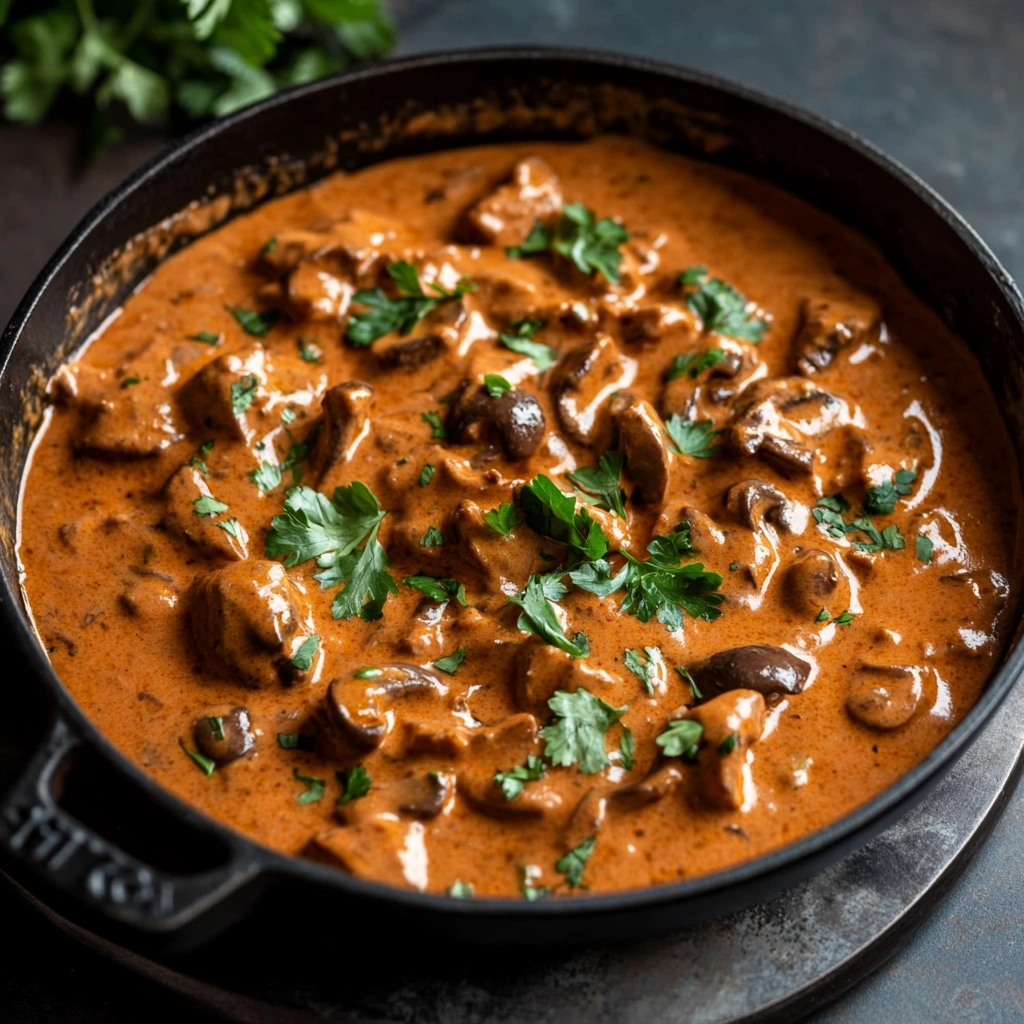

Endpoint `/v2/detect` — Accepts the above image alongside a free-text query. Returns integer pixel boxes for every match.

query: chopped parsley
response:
[664,347,727,381]
[509,574,589,658]
[418,464,435,487]
[483,373,512,397]
[265,481,398,621]
[484,502,520,537]
[656,718,703,759]
[230,374,259,414]
[353,667,382,679]
[249,461,282,493]
[494,754,546,800]
[226,305,279,337]
[277,732,315,751]
[520,475,609,562]
[679,267,768,342]
[677,665,702,700]
[448,880,474,899]
[541,687,626,773]
[121,375,140,387]
[508,202,629,284]
[403,574,468,605]
[816,608,830,622]
[290,635,320,671]
[864,468,917,515]
[812,495,906,552]
[192,495,228,517]
[834,610,856,626]
[556,835,596,889]
[180,740,215,777]
[665,415,722,459]
[420,525,445,547]
[346,260,475,346]
[916,534,934,563]
[718,731,738,756]
[217,518,242,539]
[421,410,447,440]
[567,451,627,520]
[188,331,220,345]
[207,715,224,741]
[433,647,466,675]
[262,236,278,254]
[498,318,558,370]
[297,337,323,363]
[519,864,549,901]
[292,769,325,804]
[624,646,663,695]
[281,408,297,425]
[619,726,635,770]
[336,764,372,805]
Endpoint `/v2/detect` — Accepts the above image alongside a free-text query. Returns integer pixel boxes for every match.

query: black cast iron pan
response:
[1,48,1023,954]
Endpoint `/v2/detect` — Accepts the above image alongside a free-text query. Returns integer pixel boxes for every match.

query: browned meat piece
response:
[447,380,546,461]
[846,665,922,729]
[118,567,178,618]
[451,499,540,595]
[610,763,684,813]
[162,465,249,560]
[190,561,315,689]
[307,818,422,888]
[177,344,268,442]
[619,304,695,345]
[683,690,766,810]
[725,478,795,534]
[462,157,562,247]
[334,771,455,825]
[618,399,672,505]
[784,549,839,616]
[513,637,624,715]
[193,705,255,765]
[794,293,880,375]
[325,664,450,751]
[377,333,444,370]
[307,381,374,486]
[550,334,635,446]
[282,261,354,321]
[75,385,182,460]
[563,789,606,850]
[692,645,812,697]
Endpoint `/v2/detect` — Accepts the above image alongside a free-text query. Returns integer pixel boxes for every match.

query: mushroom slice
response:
[447,380,546,461]
[683,689,766,810]
[725,478,796,534]
[307,381,374,485]
[325,664,449,751]
[692,645,811,697]
[794,293,880,376]
[376,333,444,370]
[193,705,255,765]
[462,156,562,247]
[190,561,314,689]
[550,334,635,447]
[784,549,838,616]
[618,399,672,506]
[846,665,922,729]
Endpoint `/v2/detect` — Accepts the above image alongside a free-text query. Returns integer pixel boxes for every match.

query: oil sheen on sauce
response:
[17,137,1021,898]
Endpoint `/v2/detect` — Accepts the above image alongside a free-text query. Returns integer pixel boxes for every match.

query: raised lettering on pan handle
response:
[0,716,263,942]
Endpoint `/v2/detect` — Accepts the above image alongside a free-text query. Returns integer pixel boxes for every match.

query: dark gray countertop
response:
[1,1,1022,1020]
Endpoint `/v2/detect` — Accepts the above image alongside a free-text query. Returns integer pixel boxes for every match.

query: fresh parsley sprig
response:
[519,475,609,563]
[498,318,558,370]
[679,266,768,342]
[567,451,627,520]
[509,573,590,658]
[540,688,626,774]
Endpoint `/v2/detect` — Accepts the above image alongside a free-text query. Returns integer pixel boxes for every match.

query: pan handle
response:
[0,714,263,944]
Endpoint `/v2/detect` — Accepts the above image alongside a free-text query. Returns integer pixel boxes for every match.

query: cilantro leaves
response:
[227,305,279,337]
[665,416,722,459]
[656,718,703,758]
[494,755,545,801]
[346,261,475,346]
[624,646,663,695]
[484,502,520,537]
[556,835,597,888]
[336,764,372,805]
[403,574,468,605]
[498,318,558,370]
[541,688,626,774]
[510,574,590,658]
[507,203,629,284]
[864,469,917,515]
[665,348,727,381]
[567,451,627,519]
[520,475,609,562]
[265,482,397,621]
[679,267,768,342]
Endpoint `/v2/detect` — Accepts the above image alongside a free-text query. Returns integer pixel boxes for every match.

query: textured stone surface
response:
[1,1,1022,1020]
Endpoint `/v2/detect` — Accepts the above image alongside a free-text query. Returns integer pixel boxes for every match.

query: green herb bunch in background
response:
[0,0,392,152]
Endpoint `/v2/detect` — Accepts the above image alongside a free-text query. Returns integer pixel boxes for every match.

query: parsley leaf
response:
[520,475,609,562]
[290,635,319,672]
[494,754,546,800]
[277,732,315,751]
[298,337,323,363]
[498,318,558,370]
[403,574,468,605]
[217,518,241,539]
[864,468,917,515]
[192,495,228,517]
[433,647,466,675]
[916,534,934,563]
[665,415,722,459]
[188,330,220,345]
[483,373,512,397]
[567,451,627,520]
[293,769,325,805]
[850,515,905,552]
[249,460,282,493]
[484,502,520,537]
[834,610,856,626]
[556,835,596,888]
[505,222,553,259]
[421,410,447,439]
[541,688,626,773]
[180,739,215,777]
[346,261,475,345]
[665,348,727,381]
[519,863,550,901]
[679,267,768,342]
[813,494,852,538]
[449,880,474,899]
[509,574,590,658]
[226,305,279,337]
[656,718,703,758]
[418,464,435,487]
[624,646,663,695]
[336,764,372,805]
[420,525,445,547]
[718,731,738,755]
[230,374,258,414]
[619,726,635,770]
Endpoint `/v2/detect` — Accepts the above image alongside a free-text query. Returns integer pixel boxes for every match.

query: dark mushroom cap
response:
[846,665,922,730]
[396,772,453,818]
[725,478,795,533]
[448,381,546,461]
[193,705,255,764]
[694,645,812,696]
[784,549,839,616]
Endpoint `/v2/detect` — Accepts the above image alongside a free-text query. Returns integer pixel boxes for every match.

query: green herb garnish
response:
[421,410,447,439]
[916,534,934,563]
[180,740,215,777]
[624,646,662,695]
[520,475,609,563]
[665,415,722,459]
[510,574,590,658]
[293,769,325,804]
[864,468,917,516]
[433,647,466,675]
[336,764,372,805]
[484,502,520,537]
[420,525,445,547]
[541,688,626,774]
[448,880,474,899]
[718,731,738,755]
[619,726,635,770]
[679,267,767,342]
[494,754,546,800]
[226,305,279,337]
[418,464,435,487]
[277,732,315,751]
[483,373,512,397]
[290,635,320,671]
[664,348,727,381]
[230,373,259,414]
[556,835,596,889]
[497,318,557,370]
[188,331,220,345]
[656,718,703,759]
[567,451,627,519]
[192,494,228,517]
[403,575,468,605]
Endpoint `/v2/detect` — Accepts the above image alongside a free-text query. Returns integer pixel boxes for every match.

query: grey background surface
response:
[0,0,1022,1020]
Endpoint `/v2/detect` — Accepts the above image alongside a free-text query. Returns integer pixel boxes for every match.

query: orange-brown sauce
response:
[17,137,1021,897]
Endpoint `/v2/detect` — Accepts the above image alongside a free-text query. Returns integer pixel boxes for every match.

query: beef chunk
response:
[462,157,562,247]
[177,344,267,442]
